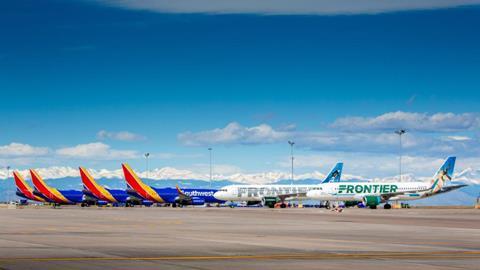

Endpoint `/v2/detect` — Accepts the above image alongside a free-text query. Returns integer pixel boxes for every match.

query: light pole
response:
[288,141,295,185]
[208,148,213,188]
[395,129,406,181]
[144,153,150,179]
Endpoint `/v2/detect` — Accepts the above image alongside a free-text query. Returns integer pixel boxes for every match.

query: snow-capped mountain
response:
[1,166,478,205]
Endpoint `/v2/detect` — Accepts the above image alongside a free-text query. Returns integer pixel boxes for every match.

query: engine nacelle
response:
[142,200,154,207]
[344,200,362,207]
[19,199,29,205]
[175,196,205,206]
[96,200,109,206]
[247,201,262,206]
[262,197,280,208]
[363,196,382,207]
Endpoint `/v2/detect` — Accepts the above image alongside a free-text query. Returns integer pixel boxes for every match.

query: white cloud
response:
[97,130,146,141]
[153,153,203,160]
[331,111,480,132]
[278,153,452,178]
[177,120,480,156]
[56,142,139,160]
[0,143,49,157]
[95,0,480,15]
[178,122,289,146]
[443,136,471,141]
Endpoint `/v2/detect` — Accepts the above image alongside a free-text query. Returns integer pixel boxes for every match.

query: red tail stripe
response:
[122,165,149,199]
[80,168,105,200]
[13,172,35,200]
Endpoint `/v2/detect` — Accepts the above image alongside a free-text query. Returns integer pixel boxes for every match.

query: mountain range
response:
[1,168,478,206]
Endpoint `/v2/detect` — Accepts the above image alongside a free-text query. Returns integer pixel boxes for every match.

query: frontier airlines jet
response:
[213,162,343,208]
[306,157,467,209]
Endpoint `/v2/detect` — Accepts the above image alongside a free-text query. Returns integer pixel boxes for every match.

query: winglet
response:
[176,185,186,196]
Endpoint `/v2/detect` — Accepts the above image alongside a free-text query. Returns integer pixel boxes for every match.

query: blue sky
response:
[0,0,479,180]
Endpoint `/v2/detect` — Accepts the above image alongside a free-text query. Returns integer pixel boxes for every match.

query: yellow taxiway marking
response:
[0,251,479,262]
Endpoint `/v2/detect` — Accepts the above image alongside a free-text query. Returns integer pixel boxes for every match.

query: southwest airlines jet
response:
[80,167,153,207]
[13,171,48,203]
[30,169,95,206]
[213,162,344,208]
[306,157,467,209]
[122,163,224,207]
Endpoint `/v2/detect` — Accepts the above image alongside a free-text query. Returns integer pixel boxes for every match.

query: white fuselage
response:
[213,185,318,202]
[306,181,432,201]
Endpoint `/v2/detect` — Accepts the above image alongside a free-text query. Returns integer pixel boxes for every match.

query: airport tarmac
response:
[0,207,479,270]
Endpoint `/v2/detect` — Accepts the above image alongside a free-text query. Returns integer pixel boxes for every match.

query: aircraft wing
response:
[175,185,190,200]
[379,186,433,200]
[435,184,468,194]
[379,191,414,201]
[277,192,307,201]
[379,184,467,200]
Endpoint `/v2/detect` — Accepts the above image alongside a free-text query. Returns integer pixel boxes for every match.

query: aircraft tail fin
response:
[30,169,70,203]
[428,156,456,194]
[13,171,46,202]
[121,163,164,203]
[79,167,97,190]
[30,169,51,194]
[13,171,32,194]
[122,163,144,190]
[80,167,117,202]
[121,163,138,190]
[322,162,343,183]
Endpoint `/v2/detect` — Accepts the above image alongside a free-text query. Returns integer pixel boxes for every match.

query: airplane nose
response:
[306,190,317,198]
[213,191,226,200]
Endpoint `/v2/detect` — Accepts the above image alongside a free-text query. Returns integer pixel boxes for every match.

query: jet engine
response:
[363,196,382,209]
[175,196,205,206]
[96,200,108,206]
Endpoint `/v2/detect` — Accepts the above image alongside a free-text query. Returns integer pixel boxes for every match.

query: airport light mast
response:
[208,147,213,188]
[6,166,10,202]
[144,153,150,179]
[288,141,295,185]
[395,129,406,181]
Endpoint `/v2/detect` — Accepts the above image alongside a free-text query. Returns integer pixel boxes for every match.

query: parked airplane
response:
[13,171,48,203]
[213,162,344,208]
[79,167,153,207]
[306,157,467,209]
[30,169,95,206]
[122,163,224,207]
